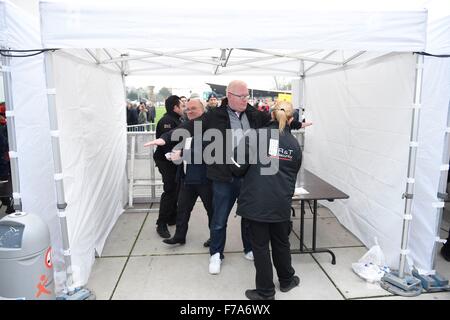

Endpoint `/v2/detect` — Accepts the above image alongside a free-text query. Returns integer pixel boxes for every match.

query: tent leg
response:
[128,135,136,207]
[43,51,95,300]
[381,53,425,296]
[1,47,22,211]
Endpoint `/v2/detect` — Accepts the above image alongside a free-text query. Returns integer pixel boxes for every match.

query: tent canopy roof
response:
[36,0,450,76]
[3,1,448,76]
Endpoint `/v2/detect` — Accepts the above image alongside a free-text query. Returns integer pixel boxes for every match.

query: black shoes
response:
[203,238,211,247]
[441,245,450,262]
[163,237,186,245]
[245,275,300,300]
[156,224,171,239]
[245,289,275,300]
[280,275,300,292]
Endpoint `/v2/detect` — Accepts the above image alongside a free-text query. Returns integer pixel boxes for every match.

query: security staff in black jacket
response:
[145,80,312,274]
[162,98,213,246]
[232,101,302,300]
[153,95,183,238]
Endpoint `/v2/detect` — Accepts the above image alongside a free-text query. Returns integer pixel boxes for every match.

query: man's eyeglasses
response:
[228,92,250,100]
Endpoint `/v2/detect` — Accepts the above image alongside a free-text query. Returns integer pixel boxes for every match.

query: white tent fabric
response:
[302,52,450,271]
[1,1,127,293]
[302,53,415,268]
[39,0,427,51]
[409,56,450,271]
[0,0,65,289]
[2,0,449,292]
[53,50,127,287]
[424,0,450,55]
[0,0,40,49]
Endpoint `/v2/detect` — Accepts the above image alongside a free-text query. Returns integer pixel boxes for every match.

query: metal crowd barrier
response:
[127,127,162,210]
[127,123,156,132]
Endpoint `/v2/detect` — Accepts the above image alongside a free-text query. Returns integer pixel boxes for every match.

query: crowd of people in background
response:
[126,92,297,129]
[126,100,156,130]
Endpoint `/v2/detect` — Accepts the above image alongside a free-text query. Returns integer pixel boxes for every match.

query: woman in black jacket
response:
[233,101,302,300]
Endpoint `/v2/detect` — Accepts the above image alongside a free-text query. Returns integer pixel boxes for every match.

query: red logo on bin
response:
[35,275,51,298]
[45,247,52,269]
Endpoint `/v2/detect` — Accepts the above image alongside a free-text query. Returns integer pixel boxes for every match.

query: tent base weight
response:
[412,269,450,292]
[57,287,96,300]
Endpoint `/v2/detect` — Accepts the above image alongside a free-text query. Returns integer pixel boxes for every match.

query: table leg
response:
[291,199,336,265]
[312,200,317,250]
[300,200,305,252]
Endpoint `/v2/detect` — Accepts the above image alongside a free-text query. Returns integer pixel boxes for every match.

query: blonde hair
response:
[271,101,294,132]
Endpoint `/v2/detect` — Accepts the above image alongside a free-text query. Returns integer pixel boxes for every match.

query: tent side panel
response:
[54,51,126,287]
[12,53,67,292]
[409,55,450,271]
[4,0,67,294]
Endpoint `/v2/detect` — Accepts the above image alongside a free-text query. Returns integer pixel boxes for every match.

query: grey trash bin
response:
[0,211,55,300]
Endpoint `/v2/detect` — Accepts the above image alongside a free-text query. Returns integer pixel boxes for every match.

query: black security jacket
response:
[153,111,182,161]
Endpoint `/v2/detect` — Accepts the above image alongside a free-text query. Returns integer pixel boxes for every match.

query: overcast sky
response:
[125,75,294,92]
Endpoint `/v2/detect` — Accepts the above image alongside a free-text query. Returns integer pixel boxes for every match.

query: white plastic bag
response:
[358,237,386,266]
[352,238,390,283]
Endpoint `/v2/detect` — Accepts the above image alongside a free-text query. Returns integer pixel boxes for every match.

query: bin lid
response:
[0,212,51,259]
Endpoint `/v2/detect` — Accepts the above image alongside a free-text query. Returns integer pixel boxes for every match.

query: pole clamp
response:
[46,88,56,95]
[57,203,68,210]
[402,193,413,199]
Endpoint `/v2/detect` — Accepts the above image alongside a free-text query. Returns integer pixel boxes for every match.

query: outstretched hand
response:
[301,122,312,128]
[144,138,166,147]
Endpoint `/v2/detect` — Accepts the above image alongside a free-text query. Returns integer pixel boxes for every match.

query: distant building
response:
[206,83,291,102]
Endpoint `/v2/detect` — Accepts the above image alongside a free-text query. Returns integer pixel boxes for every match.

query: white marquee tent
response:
[1,0,449,295]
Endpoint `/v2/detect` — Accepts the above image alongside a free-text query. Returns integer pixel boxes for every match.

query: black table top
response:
[293,169,349,201]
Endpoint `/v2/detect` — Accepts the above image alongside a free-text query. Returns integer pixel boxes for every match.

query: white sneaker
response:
[244,251,254,261]
[209,253,222,275]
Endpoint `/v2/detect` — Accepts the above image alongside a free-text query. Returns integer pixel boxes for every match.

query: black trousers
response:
[248,219,295,297]
[155,159,180,226]
[173,181,213,240]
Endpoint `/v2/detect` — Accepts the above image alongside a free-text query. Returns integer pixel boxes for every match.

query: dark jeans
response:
[173,181,213,240]
[155,159,180,226]
[248,220,295,297]
[210,178,252,258]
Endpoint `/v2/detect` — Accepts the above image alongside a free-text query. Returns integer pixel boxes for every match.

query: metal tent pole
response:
[298,60,305,122]
[1,48,22,212]
[398,53,424,278]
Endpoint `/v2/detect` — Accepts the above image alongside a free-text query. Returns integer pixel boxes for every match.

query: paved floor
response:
[87,202,450,300]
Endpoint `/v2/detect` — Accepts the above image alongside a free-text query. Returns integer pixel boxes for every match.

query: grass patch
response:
[155,106,166,124]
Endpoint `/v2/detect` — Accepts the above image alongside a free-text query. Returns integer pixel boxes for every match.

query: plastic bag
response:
[352,238,390,283]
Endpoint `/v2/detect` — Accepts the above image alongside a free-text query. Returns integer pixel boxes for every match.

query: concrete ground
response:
[86,202,450,300]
